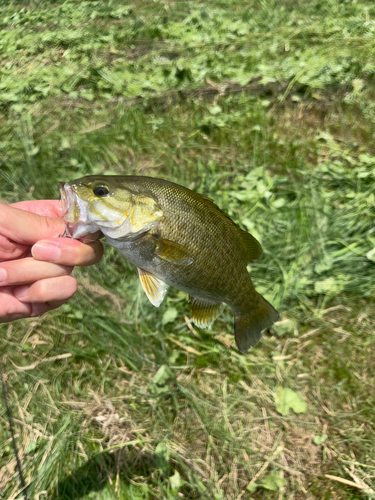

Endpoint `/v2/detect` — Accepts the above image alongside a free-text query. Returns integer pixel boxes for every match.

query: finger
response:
[0,201,63,261]
[11,200,63,218]
[0,287,33,323]
[0,202,66,246]
[27,299,70,318]
[28,303,57,317]
[0,235,29,262]
[31,239,104,266]
[0,276,78,323]
[1,300,68,323]
[0,289,56,322]
[14,275,78,304]
[0,257,73,287]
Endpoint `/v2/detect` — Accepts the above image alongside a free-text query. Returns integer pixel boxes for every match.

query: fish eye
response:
[93,185,109,197]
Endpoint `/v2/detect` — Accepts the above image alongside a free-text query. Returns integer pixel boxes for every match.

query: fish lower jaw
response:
[66,221,100,239]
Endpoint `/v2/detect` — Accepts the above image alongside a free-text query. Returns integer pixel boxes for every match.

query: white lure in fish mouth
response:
[58,182,101,239]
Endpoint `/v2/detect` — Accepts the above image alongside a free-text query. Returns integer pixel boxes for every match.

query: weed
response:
[1,1,375,499]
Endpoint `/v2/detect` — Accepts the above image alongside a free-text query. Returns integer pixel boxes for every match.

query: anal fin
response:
[190,296,221,328]
[137,268,168,307]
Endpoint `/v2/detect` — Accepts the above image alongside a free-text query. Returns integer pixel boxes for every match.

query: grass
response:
[1,0,375,498]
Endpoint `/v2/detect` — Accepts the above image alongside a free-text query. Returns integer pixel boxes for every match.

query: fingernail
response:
[0,268,7,284]
[32,241,62,262]
[14,285,29,299]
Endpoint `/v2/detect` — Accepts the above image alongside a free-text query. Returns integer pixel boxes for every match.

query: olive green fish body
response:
[59,175,279,352]
[106,178,254,301]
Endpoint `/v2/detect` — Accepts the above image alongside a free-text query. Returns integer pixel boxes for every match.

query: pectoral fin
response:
[137,268,168,307]
[190,296,221,328]
[155,238,193,265]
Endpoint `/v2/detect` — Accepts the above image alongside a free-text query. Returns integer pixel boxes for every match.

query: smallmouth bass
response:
[59,175,279,352]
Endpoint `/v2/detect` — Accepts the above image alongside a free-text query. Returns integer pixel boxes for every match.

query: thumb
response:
[0,202,66,245]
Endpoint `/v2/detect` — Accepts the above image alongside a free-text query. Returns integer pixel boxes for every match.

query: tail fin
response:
[234,294,279,353]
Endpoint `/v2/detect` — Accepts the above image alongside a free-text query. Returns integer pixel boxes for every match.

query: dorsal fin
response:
[239,229,262,262]
[199,193,214,202]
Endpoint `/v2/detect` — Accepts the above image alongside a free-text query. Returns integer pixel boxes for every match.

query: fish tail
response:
[234,293,279,353]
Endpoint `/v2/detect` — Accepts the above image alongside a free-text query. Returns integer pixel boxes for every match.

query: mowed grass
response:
[1,0,375,498]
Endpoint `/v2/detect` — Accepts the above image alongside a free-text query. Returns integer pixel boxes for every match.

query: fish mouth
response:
[58,182,96,239]
[58,182,71,217]
[58,182,82,223]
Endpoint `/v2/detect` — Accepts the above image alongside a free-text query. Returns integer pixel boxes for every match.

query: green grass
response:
[1,0,375,498]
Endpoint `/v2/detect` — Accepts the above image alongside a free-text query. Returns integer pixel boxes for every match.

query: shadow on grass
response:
[50,449,155,499]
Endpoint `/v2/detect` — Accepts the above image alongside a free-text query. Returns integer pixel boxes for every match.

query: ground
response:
[1,1,375,499]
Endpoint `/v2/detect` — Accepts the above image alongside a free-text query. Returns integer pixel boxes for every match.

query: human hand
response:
[0,200,103,323]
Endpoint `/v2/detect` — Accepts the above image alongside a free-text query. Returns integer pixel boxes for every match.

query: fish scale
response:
[59,175,279,352]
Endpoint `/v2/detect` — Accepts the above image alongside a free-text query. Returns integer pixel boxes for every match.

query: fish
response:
[59,175,279,352]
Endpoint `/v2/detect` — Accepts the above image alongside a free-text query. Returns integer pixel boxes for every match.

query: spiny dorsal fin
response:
[199,193,214,202]
[155,238,194,265]
[137,268,168,307]
[190,296,222,328]
[239,229,263,262]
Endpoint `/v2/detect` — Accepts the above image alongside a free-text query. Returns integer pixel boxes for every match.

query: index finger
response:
[0,202,66,246]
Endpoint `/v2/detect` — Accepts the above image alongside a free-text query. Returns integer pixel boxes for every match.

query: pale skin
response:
[0,200,103,323]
